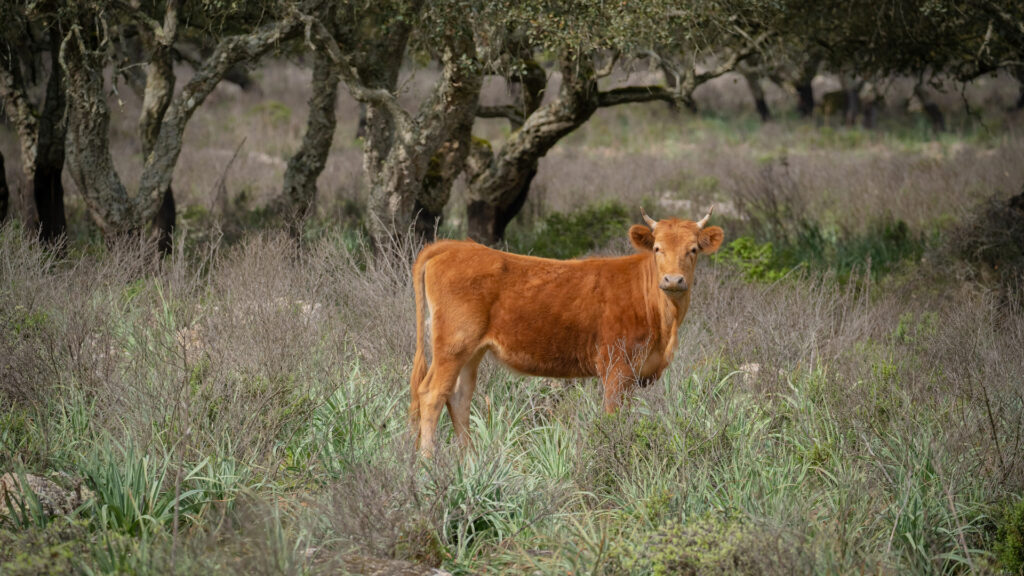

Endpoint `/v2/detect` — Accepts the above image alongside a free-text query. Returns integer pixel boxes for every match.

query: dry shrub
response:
[308,230,419,367]
[951,187,1024,289]
[328,453,447,566]
[674,264,887,389]
[675,248,1024,488]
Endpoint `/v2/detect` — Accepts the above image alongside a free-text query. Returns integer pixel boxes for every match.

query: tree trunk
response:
[63,33,144,237]
[0,150,9,222]
[413,118,473,239]
[34,30,67,243]
[466,163,536,243]
[151,188,175,254]
[914,83,945,133]
[466,58,600,245]
[796,81,815,116]
[794,55,820,117]
[843,87,861,126]
[361,26,481,246]
[63,7,305,241]
[0,38,39,229]
[275,48,339,237]
[743,72,771,122]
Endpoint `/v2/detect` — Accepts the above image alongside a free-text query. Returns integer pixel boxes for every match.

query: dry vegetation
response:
[2,62,1024,574]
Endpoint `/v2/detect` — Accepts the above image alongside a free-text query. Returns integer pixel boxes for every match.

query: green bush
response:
[779,217,922,280]
[608,513,799,575]
[721,217,923,282]
[996,497,1024,574]
[714,236,788,282]
[509,201,631,259]
[0,520,90,576]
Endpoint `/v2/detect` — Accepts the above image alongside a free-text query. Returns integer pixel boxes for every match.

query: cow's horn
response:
[695,205,714,229]
[640,207,657,230]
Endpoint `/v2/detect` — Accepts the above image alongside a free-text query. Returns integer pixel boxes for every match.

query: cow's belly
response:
[484,338,596,379]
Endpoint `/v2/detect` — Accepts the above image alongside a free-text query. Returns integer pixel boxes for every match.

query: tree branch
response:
[594,50,620,78]
[679,33,768,96]
[476,105,525,125]
[598,85,676,107]
[303,16,413,134]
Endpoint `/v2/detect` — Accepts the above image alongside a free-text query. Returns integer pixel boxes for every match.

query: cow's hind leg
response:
[411,364,434,439]
[417,354,468,456]
[446,349,485,450]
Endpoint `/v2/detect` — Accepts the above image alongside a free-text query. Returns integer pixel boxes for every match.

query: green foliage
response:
[6,305,50,337]
[509,201,630,259]
[0,520,90,576]
[608,513,779,575]
[996,497,1024,574]
[781,217,923,279]
[438,452,524,563]
[714,236,788,282]
[81,441,207,536]
[725,216,924,282]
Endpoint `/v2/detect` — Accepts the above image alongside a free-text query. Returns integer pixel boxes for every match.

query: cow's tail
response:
[409,248,431,437]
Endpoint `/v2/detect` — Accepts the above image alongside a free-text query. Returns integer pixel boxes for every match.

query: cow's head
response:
[629,206,724,295]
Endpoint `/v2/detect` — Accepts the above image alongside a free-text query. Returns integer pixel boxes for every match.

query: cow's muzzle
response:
[659,274,688,292]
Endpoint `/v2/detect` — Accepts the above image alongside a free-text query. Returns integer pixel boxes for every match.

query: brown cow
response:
[409,207,724,454]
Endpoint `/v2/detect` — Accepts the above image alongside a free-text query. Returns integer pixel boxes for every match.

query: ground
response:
[1,62,1023,574]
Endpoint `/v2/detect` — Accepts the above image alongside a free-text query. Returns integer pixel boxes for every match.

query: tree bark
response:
[0,150,9,222]
[466,57,600,245]
[1,27,67,242]
[794,55,820,117]
[0,36,40,229]
[743,71,771,122]
[413,117,473,239]
[340,18,480,246]
[796,81,815,116]
[913,82,946,133]
[33,29,67,243]
[274,47,339,237]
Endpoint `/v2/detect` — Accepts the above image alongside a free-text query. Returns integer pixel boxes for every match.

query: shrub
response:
[0,520,90,576]
[714,236,787,282]
[996,497,1024,574]
[608,513,804,575]
[509,201,631,259]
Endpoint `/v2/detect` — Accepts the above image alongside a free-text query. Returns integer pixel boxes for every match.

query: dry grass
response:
[2,59,1024,574]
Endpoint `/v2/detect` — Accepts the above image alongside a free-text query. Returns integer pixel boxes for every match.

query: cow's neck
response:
[638,254,692,369]
[657,290,689,361]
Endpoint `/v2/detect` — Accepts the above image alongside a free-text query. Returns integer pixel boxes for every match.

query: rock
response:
[0,472,94,518]
[738,363,761,387]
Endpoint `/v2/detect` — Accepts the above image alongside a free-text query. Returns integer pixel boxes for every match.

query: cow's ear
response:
[629,225,655,252]
[698,226,724,254]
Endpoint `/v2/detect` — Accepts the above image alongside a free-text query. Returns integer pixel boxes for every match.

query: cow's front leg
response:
[599,361,635,413]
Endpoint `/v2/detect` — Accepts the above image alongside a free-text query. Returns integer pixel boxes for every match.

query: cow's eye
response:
[690,246,698,255]
[654,246,661,253]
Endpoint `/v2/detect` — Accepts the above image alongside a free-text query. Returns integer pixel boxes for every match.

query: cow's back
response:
[417,240,658,378]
